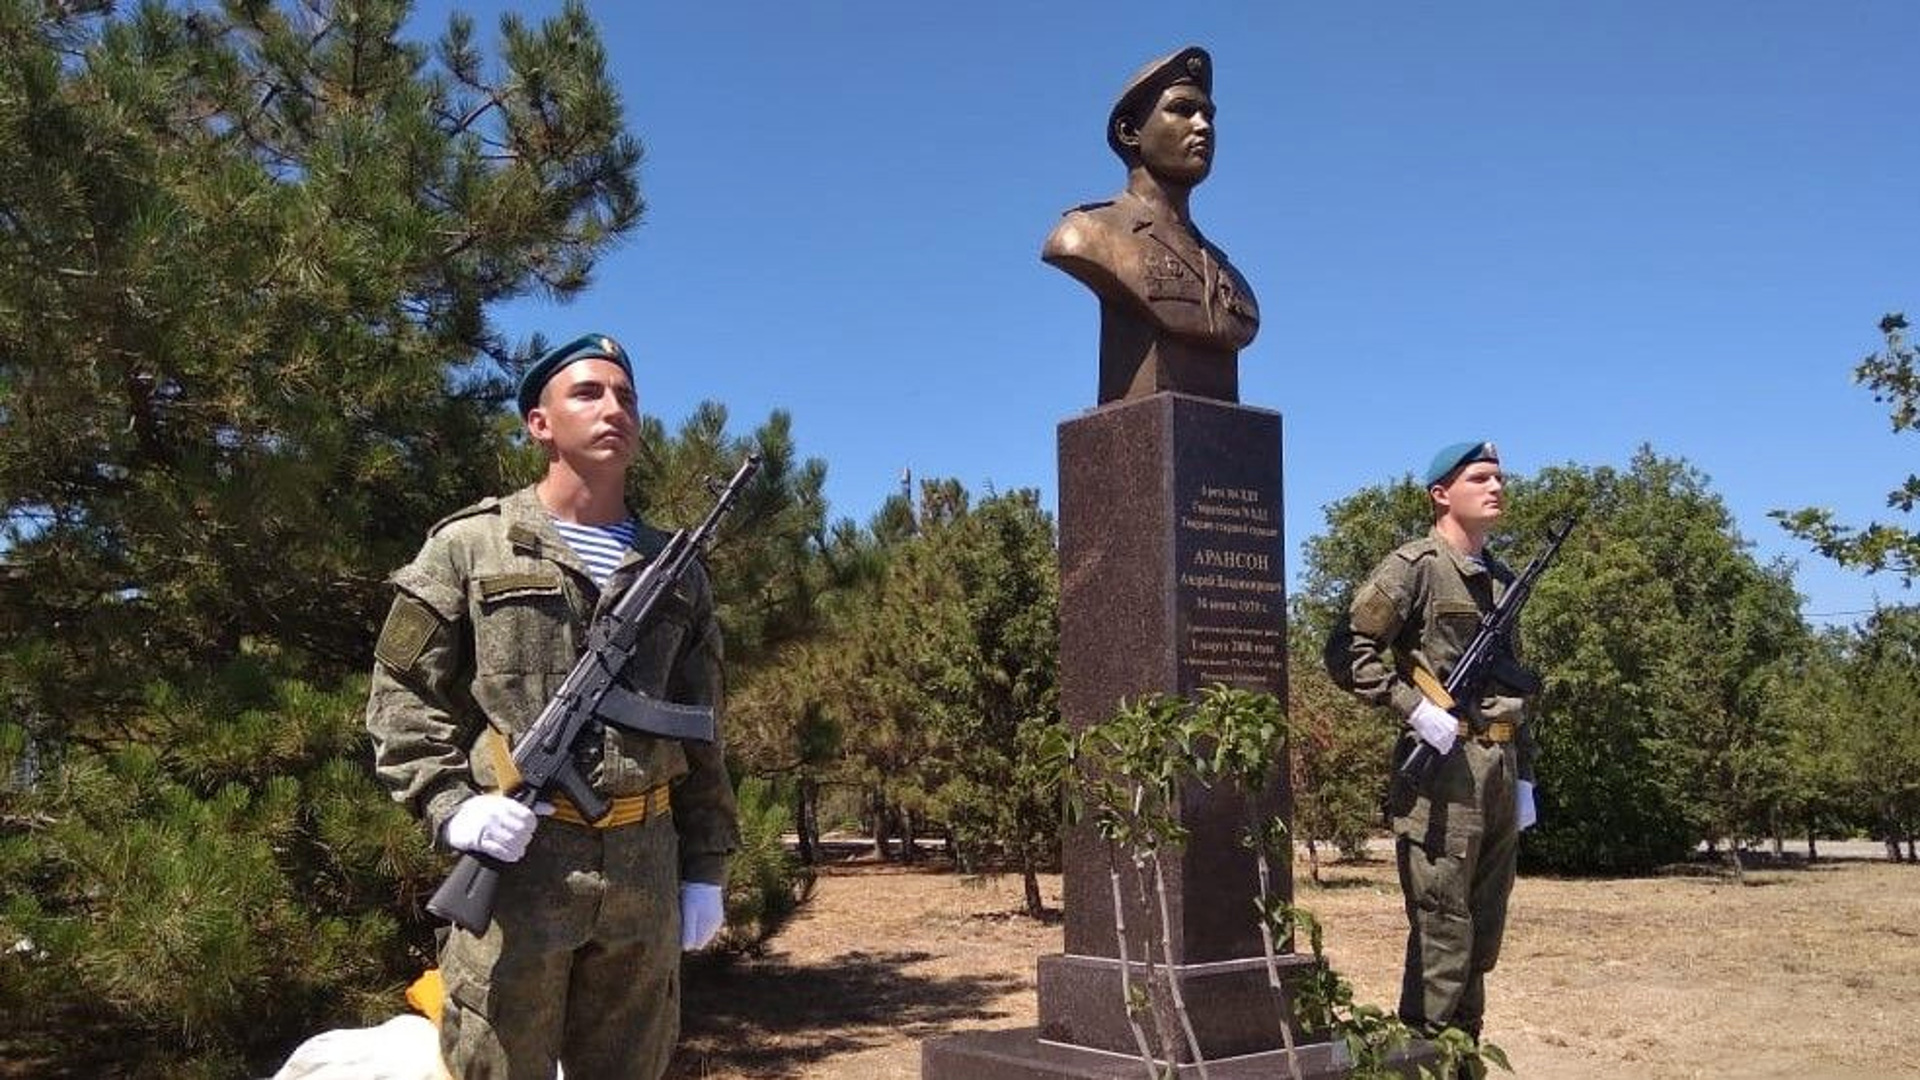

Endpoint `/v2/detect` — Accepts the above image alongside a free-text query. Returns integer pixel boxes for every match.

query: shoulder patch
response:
[375,595,441,674]
[427,497,500,537]
[1350,581,1406,638]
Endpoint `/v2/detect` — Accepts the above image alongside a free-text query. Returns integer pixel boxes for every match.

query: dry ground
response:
[668,849,1920,1079]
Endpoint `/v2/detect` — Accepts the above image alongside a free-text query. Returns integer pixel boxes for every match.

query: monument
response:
[1041,44,1259,405]
[923,46,1361,1078]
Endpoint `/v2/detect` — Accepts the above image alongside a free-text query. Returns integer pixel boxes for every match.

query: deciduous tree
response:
[1296,449,1809,875]
[1775,313,1920,584]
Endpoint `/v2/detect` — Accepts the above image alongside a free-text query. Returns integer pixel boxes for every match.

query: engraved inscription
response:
[1175,481,1284,692]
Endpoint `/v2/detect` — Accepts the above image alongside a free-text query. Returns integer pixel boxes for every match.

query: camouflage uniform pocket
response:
[436,936,498,1073]
[473,571,570,674]
[1397,801,1483,919]
[1430,600,1482,662]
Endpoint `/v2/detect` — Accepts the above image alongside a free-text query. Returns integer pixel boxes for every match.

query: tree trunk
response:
[804,779,821,859]
[1020,846,1045,919]
[871,791,894,861]
[898,807,918,862]
[793,779,818,865]
[1305,837,1323,887]
[944,826,959,870]
[1805,816,1818,864]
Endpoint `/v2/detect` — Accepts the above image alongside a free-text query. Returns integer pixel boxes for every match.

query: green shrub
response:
[716,776,813,953]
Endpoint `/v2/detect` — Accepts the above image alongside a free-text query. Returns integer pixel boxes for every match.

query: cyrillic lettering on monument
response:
[1175,480,1284,693]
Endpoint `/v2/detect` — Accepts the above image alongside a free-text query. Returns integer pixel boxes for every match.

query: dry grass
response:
[668,850,1920,1079]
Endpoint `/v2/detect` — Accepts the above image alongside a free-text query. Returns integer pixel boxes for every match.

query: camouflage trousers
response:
[440,814,682,1080]
[1390,737,1519,1038]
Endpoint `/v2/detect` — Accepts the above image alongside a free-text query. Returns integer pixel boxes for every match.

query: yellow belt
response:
[481,727,672,829]
[1459,719,1516,743]
[547,785,670,828]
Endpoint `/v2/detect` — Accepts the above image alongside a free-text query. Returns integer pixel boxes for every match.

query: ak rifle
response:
[428,454,761,933]
[1399,515,1577,780]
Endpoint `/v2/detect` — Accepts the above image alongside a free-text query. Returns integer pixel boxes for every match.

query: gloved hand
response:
[1408,698,1458,755]
[1516,780,1538,830]
[442,794,545,863]
[680,882,725,951]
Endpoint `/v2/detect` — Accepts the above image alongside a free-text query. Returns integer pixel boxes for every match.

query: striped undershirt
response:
[549,517,637,587]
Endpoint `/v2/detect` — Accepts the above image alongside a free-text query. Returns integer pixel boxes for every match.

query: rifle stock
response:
[430,847,509,935]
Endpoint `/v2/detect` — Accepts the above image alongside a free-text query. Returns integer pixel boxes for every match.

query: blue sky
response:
[414,2,1918,626]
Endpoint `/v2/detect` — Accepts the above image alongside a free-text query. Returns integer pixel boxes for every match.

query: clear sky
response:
[412,1,1919,626]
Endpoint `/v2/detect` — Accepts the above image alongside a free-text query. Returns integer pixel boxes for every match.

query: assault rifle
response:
[428,454,762,933]
[1398,514,1577,781]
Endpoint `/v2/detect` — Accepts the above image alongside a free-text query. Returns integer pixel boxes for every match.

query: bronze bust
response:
[1043,46,1259,405]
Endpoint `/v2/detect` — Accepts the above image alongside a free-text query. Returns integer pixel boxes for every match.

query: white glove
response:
[1517,780,1538,830]
[680,882,725,951]
[442,794,543,863]
[1408,698,1458,755]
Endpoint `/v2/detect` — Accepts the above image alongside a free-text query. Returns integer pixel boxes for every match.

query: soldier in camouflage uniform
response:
[1325,440,1540,1046]
[366,333,737,1079]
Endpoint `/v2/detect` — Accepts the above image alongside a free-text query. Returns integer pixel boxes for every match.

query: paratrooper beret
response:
[1423,440,1500,487]
[515,333,633,417]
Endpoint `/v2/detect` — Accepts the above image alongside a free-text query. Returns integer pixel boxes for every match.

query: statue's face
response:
[1133,84,1214,185]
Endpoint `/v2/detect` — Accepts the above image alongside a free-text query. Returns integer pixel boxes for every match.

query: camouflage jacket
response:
[364,485,738,884]
[1330,528,1538,781]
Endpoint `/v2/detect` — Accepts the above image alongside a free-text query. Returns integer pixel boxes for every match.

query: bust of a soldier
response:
[1043,46,1260,405]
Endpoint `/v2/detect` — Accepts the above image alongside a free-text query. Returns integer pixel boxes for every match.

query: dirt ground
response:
[667,847,1920,1079]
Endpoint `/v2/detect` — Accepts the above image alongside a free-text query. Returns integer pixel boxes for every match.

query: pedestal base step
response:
[923,1025,1438,1079]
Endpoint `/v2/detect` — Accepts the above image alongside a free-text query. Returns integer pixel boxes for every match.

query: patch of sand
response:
[669,854,1920,1079]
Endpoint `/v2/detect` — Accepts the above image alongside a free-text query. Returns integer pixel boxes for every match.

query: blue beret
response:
[515,333,633,416]
[1423,440,1499,487]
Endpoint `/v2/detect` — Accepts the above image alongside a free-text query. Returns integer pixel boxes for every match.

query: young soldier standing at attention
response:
[367,334,737,1078]
[1326,440,1541,1057]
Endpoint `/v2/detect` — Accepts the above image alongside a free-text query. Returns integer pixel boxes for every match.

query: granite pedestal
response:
[925,394,1370,1077]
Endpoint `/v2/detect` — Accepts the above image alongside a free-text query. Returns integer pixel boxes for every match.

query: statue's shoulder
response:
[1052,195,1136,249]
[1059,198,1135,231]
[1045,197,1134,263]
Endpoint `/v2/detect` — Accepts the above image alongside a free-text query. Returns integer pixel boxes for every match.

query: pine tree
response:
[0,1,641,1071]
[848,483,1064,913]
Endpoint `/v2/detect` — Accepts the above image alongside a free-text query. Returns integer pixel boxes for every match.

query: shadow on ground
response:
[665,948,1025,1078]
